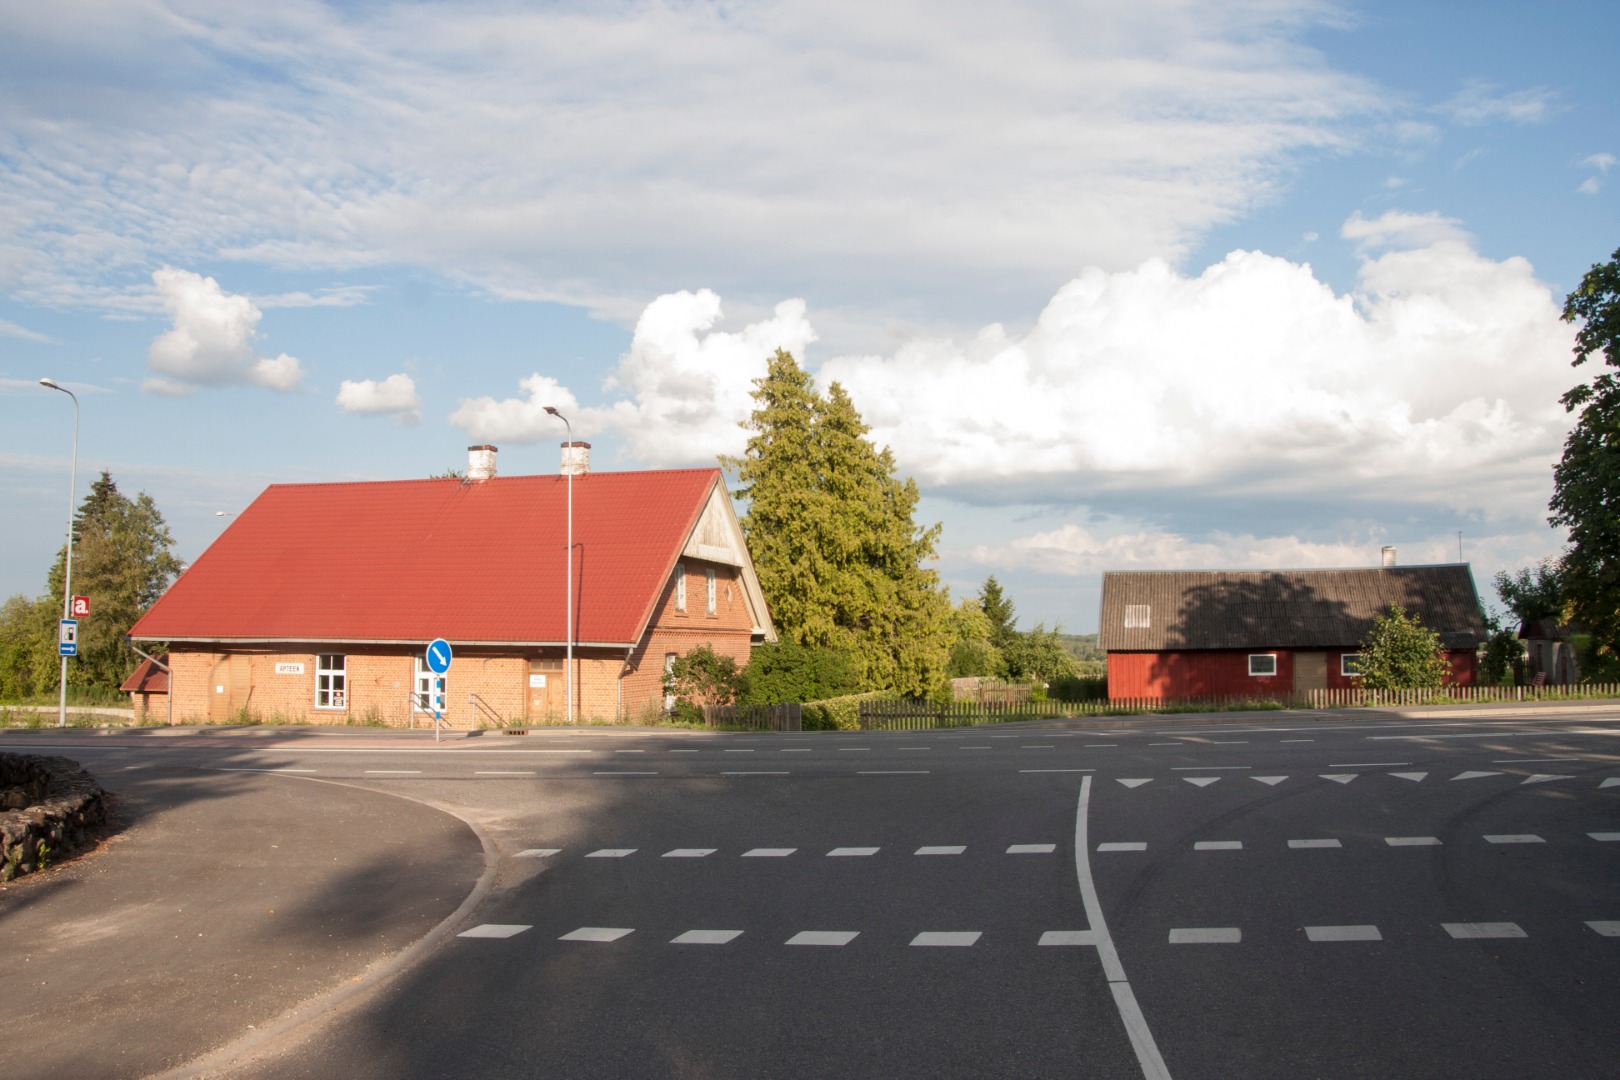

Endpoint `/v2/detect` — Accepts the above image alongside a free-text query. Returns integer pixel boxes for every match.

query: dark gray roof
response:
[1097,565,1486,652]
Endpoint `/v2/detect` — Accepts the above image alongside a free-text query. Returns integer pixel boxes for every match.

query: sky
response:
[2,0,1616,634]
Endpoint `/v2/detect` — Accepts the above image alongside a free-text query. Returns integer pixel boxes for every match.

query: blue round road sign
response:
[426,638,453,675]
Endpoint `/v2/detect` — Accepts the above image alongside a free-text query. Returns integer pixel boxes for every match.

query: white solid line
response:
[1008,844,1057,854]
[1443,922,1526,939]
[786,930,858,946]
[1098,842,1148,852]
[1288,839,1342,849]
[911,931,981,946]
[662,848,716,857]
[1040,930,1099,946]
[915,845,966,855]
[1385,837,1441,846]
[1485,834,1545,844]
[458,924,531,939]
[827,846,879,856]
[1195,841,1242,850]
[858,770,930,775]
[721,771,790,776]
[671,929,743,945]
[1305,925,1381,942]
[585,848,637,858]
[1075,774,1173,1080]
[1330,763,1408,768]
[1495,757,1584,762]
[1586,921,1620,937]
[514,848,561,858]
[365,770,421,774]
[742,848,796,857]
[1589,832,1620,842]
[560,927,634,942]
[476,771,536,776]
[1168,928,1240,944]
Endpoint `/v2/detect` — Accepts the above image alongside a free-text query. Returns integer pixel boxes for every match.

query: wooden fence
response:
[1302,682,1620,708]
[703,702,803,732]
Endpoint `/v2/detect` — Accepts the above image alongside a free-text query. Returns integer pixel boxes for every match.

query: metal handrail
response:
[467,692,504,728]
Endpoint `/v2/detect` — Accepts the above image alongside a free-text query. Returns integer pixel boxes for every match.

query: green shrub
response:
[801,691,886,731]
[1358,604,1450,690]
[1048,674,1107,702]
[738,641,862,704]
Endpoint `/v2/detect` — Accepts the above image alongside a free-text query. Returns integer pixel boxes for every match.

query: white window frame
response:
[664,652,678,711]
[705,568,717,614]
[1340,653,1364,677]
[1247,653,1277,677]
[674,563,687,612]
[413,655,444,713]
[315,653,347,709]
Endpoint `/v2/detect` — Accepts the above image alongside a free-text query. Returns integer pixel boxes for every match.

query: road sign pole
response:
[425,638,453,743]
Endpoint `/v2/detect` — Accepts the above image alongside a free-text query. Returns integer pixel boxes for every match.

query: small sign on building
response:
[70,595,90,617]
[275,662,305,675]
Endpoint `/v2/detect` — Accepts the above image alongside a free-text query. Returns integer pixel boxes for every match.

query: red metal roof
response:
[119,655,169,694]
[132,469,722,646]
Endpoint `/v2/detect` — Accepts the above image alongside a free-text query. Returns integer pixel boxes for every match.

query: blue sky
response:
[2,0,1615,633]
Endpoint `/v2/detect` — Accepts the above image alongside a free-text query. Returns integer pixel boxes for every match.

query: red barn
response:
[131,445,775,727]
[1098,565,1485,701]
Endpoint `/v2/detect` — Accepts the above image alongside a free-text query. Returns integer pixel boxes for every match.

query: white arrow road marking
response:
[1183,777,1221,787]
[1521,774,1572,784]
[1389,772,1429,782]
[1252,776,1287,785]
[1601,777,1620,788]
[1320,774,1356,784]
[1117,778,1153,788]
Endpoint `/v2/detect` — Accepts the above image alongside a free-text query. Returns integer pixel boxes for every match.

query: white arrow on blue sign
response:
[426,638,453,675]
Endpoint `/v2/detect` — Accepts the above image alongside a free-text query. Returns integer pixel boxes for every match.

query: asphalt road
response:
[5,707,1618,1079]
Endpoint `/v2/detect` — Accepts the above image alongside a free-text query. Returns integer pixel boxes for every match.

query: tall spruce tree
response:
[728,349,952,697]
[977,575,1018,650]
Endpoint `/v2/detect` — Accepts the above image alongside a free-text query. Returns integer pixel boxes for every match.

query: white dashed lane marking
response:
[1098,842,1147,852]
[827,847,879,857]
[662,848,715,858]
[1443,922,1527,939]
[787,931,859,946]
[560,927,634,942]
[910,932,981,947]
[1306,925,1381,942]
[742,848,797,857]
[915,846,965,855]
[514,848,561,858]
[1590,833,1620,842]
[1485,834,1545,844]
[458,924,531,939]
[1386,837,1441,846]
[476,771,536,777]
[1194,840,1242,851]
[585,848,637,858]
[671,930,743,944]
[1040,930,1099,946]
[1288,839,1342,849]
[1169,928,1241,944]
[1007,844,1057,854]
[1587,922,1620,937]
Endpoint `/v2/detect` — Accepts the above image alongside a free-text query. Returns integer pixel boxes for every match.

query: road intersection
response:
[3,707,1617,1078]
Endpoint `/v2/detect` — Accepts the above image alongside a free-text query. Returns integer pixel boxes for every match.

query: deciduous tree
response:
[1550,246,1620,662]
[1357,604,1450,690]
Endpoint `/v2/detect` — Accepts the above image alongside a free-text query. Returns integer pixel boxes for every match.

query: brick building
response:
[129,445,775,727]
[1098,562,1485,700]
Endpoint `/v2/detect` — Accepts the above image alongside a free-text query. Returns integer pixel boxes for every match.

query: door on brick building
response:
[1293,652,1327,694]
[209,654,251,722]
[528,658,564,720]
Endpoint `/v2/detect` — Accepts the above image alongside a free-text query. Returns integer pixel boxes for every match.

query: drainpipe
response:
[126,638,172,727]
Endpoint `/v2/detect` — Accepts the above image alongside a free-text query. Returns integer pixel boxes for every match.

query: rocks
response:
[0,754,107,883]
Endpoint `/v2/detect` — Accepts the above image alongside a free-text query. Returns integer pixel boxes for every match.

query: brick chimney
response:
[467,445,498,481]
[561,441,591,476]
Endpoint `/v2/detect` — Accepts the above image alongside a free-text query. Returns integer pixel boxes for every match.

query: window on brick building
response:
[316,654,347,708]
[414,655,444,713]
[674,564,687,611]
[706,568,716,614]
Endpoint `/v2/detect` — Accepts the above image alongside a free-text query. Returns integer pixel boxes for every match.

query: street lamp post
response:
[543,406,574,726]
[40,378,79,729]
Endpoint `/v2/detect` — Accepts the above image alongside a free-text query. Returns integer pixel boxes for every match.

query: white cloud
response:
[447,290,816,463]
[0,318,53,343]
[336,373,420,425]
[255,286,376,309]
[1442,81,1557,126]
[144,268,305,393]
[1341,209,1468,250]
[1582,153,1617,173]
[0,1,1384,326]
[974,522,1377,576]
[1578,177,1602,196]
[448,374,582,446]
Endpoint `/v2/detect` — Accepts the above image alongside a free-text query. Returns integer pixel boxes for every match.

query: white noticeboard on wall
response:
[276,662,305,675]
[529,674,547,688]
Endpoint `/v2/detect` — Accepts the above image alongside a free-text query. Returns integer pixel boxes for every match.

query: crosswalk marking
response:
[1305,925,1381,942]
[1443,922,1526,939]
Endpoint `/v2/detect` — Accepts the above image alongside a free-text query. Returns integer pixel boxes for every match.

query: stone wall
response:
[0,754,107,883]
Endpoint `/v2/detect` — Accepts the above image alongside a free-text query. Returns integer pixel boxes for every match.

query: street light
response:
[40,378,78,729]
[543,406,574,726]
